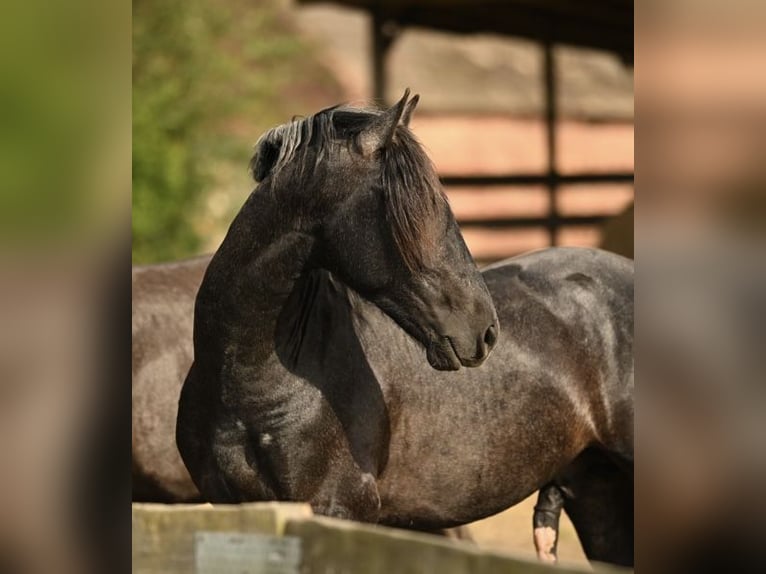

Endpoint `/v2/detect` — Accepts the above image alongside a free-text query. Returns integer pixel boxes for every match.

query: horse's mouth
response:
[426,336,461,371]
[426,334,493,370]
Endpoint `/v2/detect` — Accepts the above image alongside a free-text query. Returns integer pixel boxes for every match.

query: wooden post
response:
[371,8,397,105]
[543,41,559,246]
[371,9,386,104]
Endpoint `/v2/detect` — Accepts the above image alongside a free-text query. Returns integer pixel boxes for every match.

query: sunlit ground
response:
[467,494,588,566]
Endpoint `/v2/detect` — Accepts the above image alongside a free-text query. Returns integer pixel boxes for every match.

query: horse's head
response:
[251,90,498,370]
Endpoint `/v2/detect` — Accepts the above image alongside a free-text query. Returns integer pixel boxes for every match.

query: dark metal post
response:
[543,41,559,246]
[371,9,386,104]
[371,8,398,105]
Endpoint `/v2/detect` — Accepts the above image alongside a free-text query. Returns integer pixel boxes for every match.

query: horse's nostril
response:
[484,324,498,348]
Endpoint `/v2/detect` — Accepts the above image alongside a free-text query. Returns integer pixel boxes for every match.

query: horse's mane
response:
[251,104,447,270]
[379,126,446,270]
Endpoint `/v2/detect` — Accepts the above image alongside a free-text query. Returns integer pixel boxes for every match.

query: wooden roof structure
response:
[297,0,634,251]
[298,0,633,64]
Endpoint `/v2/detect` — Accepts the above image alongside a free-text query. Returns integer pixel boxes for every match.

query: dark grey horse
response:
[177,91,634,566]
[132,253,474,539]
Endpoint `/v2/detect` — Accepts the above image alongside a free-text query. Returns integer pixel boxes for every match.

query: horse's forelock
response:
[254,105,398,184]
[252,111,337,183]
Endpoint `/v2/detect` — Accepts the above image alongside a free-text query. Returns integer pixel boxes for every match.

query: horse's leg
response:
[311,471,382,523]
[533,483,565,563]
[556,448,634,567]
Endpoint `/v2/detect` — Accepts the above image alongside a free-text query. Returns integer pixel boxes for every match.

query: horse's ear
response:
[357,88,411,156]
[401,93,420,127]
[250,136,281,182]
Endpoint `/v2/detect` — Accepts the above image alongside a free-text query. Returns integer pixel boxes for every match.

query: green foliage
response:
[132,0,218,263]
[132,0,343,263]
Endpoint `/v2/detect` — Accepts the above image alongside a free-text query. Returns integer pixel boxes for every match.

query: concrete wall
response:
[132,503,630,574]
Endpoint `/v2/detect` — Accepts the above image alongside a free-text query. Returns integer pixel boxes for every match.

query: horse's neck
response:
[194,191,317,366]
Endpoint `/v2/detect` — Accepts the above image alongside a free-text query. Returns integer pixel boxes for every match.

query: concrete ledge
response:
[286,515,592,574]
[132,502,312,574]
[132,503,629,574]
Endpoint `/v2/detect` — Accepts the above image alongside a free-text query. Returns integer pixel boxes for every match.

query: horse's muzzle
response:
[426,323,498,371]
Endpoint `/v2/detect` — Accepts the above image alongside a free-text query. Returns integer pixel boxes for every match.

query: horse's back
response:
[483,246,634,359]
[482,246,632,290]
[482,247,632,327]
[132,254,211,303]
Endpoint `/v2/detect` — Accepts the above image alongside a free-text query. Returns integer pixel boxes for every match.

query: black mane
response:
[251,104,447,270]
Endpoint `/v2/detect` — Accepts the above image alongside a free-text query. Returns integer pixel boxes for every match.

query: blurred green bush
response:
[132,0,342,263]
[132,0,219,263]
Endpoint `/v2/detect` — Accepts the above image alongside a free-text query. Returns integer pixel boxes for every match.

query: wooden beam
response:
[457,215,609,229]
[440,172,634,187]
[544,41,558,245]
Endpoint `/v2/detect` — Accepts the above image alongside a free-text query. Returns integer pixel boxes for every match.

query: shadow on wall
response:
[600,203,634,259]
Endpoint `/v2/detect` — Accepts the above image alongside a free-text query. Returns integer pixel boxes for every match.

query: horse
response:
[132,255,211,502]
[176,90,634,566]
[131,254,475,541]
